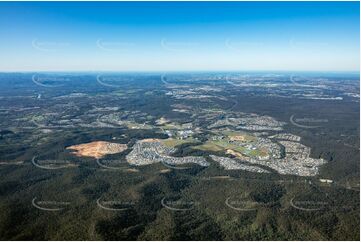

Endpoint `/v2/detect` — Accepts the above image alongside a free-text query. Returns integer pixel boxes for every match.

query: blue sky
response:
[0,1,359,72]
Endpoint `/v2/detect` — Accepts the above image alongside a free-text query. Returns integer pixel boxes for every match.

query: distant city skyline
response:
[0,1,359,72]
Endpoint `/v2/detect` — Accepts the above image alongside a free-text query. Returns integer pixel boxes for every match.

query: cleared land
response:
[66,141,127,159]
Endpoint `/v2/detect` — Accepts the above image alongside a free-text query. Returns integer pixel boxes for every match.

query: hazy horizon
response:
[0,1,359,72]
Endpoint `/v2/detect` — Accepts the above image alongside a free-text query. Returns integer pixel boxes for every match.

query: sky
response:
[0,1,359,72]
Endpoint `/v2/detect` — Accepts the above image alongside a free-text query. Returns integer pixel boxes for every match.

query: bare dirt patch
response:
[66,141,127,159]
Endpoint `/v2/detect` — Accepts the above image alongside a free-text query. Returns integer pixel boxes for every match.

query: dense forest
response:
[0,73,359,240]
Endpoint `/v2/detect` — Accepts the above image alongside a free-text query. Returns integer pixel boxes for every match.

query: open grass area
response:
[193,138,268,158]
[220,130,256,142]
[161,138,196,148]
[160,123,183,130]
[30,114,46,122]
[212,140,248,153]
[193,142,224,152]
[124,121,153,129]
[248,148,268,157]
